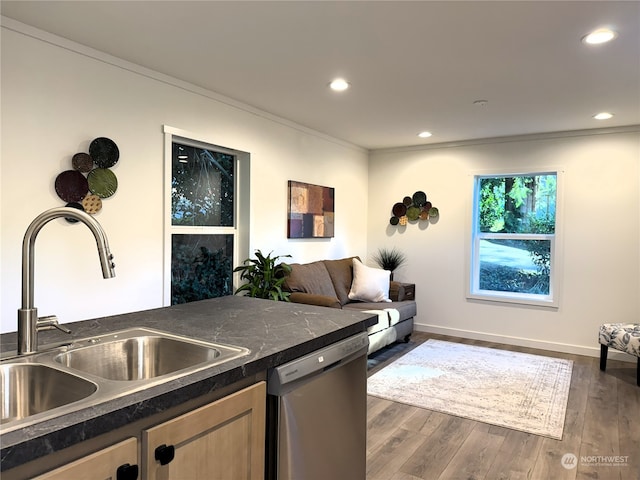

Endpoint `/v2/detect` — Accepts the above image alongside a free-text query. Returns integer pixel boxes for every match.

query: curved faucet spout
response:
[18,207,116,354]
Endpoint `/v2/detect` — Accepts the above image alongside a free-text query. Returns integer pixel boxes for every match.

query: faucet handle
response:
[37,315,72,334]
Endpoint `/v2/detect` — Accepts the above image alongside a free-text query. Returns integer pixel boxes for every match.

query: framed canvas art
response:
[287,181,335,238]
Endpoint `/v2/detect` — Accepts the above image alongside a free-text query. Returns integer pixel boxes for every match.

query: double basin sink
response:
[1,328,250,434]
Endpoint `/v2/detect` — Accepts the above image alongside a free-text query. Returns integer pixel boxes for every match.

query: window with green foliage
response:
[169,140,236,305]
[171,234,234,305]
[163,126,250,307]
[469,172,559,306]
[171,143,234,227]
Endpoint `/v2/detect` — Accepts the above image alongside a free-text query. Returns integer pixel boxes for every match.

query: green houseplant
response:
[234,249,292,301]
[372,247,407,280]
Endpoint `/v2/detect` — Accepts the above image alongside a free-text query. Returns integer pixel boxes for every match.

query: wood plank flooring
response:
[366,332,640,480]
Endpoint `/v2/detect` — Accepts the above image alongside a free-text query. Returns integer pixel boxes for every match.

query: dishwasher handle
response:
[267,332,368,394]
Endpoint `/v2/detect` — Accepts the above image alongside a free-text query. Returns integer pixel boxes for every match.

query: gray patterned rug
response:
[367,339,573,439]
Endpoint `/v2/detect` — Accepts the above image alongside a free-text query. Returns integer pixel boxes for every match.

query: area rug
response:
[367,339,573,439]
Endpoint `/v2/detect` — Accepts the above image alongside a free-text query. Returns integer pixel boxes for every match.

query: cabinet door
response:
[144,381,266,480]
[34,437,138,480]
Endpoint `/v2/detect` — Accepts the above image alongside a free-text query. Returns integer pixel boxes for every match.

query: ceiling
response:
[2,1,639,150]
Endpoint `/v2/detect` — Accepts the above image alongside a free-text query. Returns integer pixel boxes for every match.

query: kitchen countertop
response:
[0,295,376,471]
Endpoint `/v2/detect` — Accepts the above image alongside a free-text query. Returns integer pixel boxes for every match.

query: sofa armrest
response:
[289,292,342,309]
[390,281,415,302]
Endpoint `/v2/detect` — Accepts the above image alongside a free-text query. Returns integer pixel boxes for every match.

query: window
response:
[468,171,560,306]
[163,126,250,306]
[171,142,235,228]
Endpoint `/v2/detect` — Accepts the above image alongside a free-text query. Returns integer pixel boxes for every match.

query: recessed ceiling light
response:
[582,28,617,45]
[417,131,432,138]
[329,78,350,91]
[593,112,614,120]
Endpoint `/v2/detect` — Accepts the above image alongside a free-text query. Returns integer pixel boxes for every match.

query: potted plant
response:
[234,249,292,301]
[372,247,407,280]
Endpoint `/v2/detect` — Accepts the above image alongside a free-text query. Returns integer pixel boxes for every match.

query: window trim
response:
[163,125,250,306]
[466,168,563,308]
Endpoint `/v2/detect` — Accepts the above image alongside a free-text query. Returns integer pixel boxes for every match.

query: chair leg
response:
[637,357,639,387]
[599,344,608,371]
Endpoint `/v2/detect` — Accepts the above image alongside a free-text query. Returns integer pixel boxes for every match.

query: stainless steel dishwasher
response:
[266,331,369,480]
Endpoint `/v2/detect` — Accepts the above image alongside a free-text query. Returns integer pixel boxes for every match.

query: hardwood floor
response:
[366,332,640,480]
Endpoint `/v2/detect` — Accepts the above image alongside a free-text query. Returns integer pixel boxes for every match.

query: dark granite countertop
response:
[0,296,376,471]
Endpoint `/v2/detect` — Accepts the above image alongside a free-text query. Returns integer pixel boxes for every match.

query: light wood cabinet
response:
[12,381,265,480]
[34,437,138,480]
[143,381,266,480]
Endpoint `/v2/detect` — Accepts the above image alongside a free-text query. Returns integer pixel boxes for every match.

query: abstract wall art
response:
[287,180,335,238]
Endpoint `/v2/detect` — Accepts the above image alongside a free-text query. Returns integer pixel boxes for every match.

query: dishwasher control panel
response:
[267,332,369,392]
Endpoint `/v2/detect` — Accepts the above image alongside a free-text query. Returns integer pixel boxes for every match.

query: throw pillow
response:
[282,261,337,298]
[324,256,360,305]
[348,258,392,303]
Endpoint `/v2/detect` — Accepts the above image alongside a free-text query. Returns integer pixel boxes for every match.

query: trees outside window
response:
[171,143,234,227]
[470,172,559,306]
[163,126,250,307]
[171,234,234,305]
[169,140,236,305]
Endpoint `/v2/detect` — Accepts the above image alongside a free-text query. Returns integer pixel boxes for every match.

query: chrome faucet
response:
[17,207,116,355]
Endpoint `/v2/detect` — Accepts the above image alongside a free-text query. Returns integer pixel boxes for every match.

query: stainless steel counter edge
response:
[0,296,377,471]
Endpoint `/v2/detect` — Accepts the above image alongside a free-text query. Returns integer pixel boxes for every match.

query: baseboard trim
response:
[414,323,636,364]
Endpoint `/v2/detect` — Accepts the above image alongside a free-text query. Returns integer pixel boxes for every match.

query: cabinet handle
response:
[154,444,175,466]
[116,463,139,480]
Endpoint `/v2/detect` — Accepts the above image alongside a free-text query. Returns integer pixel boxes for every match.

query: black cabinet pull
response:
[116,463,139,480]
[154,444,175,465]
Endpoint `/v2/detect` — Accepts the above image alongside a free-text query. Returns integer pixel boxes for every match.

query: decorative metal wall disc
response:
[55,170,89,202]
[412,191,427,207]
[64,202,84,223]
[72,153,94,173]
[82,194,103,214]
[407,206,421,221]
[88,168,118,198]
[89,137,119,168]
[392,202,407,217]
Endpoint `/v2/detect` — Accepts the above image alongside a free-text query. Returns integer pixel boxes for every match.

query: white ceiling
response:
[2,1,639,150]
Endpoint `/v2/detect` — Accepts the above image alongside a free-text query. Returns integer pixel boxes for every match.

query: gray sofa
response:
[282,257,416,354]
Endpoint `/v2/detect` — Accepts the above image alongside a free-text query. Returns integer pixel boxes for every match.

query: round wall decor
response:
[53,136,119,216]
[388,190,439,228]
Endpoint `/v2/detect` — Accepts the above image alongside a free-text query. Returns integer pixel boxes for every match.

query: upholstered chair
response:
[599,323,640,386]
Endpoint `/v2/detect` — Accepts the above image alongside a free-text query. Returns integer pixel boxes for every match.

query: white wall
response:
[0,20,368,333]
[368,130,640,358]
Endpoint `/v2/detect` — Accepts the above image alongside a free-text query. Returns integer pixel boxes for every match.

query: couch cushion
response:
[348,258,391,303]
[344,300,416,321]
[367,328,398,355]
[324,257,359,305]
[283,261,337,298]
[289,292,341,309]
[361,310,391,335]
[386,308,401,326]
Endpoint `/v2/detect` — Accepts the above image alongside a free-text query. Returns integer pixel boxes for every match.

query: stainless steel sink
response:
[0,327,250,434]
[0,363,97,425]
[54,329,245,381]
